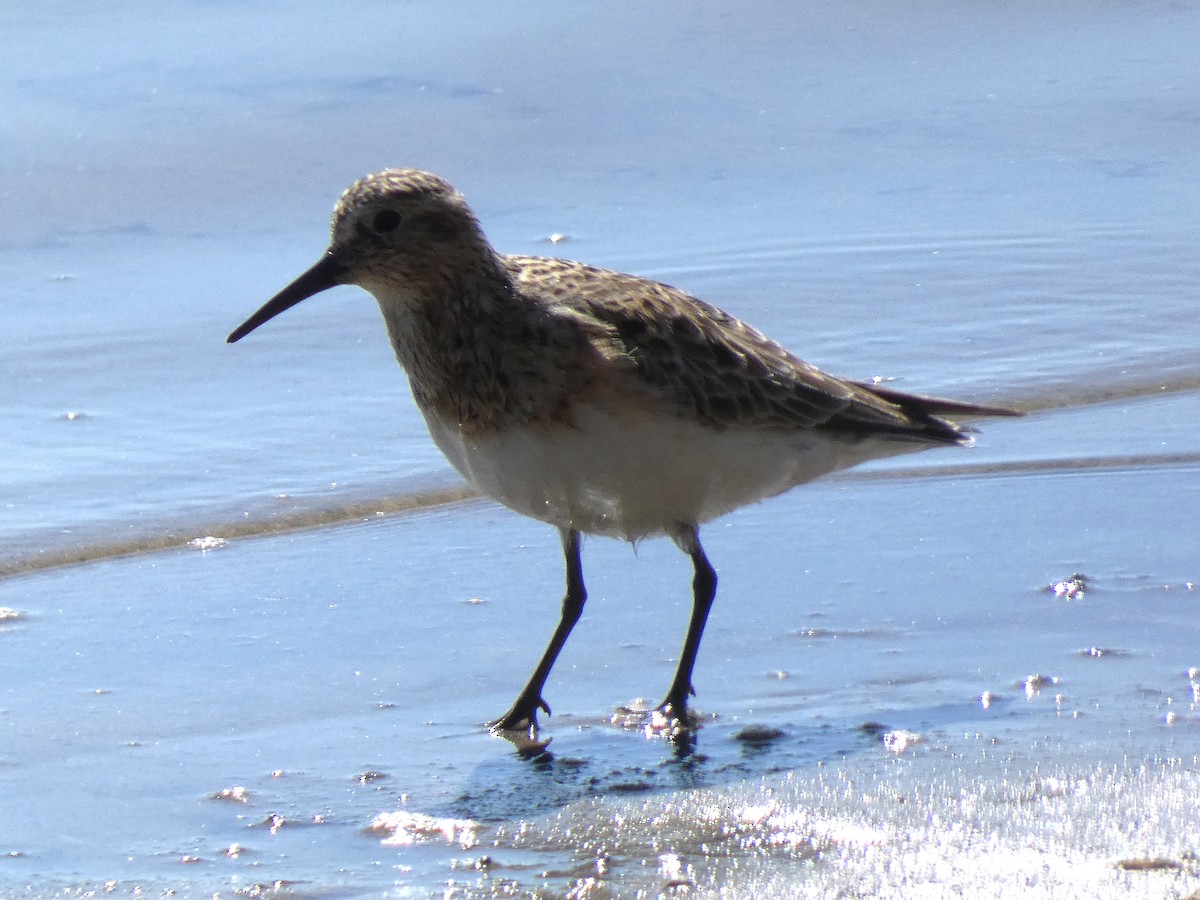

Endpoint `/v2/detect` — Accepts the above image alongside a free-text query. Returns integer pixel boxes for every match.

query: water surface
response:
[2,1,1198,896]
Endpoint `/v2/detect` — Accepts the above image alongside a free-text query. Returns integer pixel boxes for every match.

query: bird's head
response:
[227,169,488,344]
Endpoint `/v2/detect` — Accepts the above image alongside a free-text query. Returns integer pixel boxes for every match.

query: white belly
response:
[422,405,919,541]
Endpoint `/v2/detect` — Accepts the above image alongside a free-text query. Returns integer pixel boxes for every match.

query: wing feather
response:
[505,255,1019,442]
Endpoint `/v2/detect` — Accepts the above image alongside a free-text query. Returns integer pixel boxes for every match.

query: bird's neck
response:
[372,263,576,433]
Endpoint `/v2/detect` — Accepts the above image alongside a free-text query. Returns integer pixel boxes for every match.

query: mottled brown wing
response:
[505,255,975,439]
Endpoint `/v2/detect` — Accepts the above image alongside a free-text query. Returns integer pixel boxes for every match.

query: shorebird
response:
[228,169,1020,734]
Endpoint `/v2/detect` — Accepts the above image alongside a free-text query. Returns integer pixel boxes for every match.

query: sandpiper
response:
[228,169,1020,733]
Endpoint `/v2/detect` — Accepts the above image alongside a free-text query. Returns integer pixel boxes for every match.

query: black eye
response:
[372,209,402,233]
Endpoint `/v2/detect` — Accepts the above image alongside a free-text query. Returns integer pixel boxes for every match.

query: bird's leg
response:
[657,526,717,726]
[489,527,586,733]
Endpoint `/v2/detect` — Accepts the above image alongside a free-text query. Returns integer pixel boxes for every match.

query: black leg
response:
[657,526,717,725]
[489,527,586,732]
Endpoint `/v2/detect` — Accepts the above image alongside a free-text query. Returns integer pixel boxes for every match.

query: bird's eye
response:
[372,209,402,233]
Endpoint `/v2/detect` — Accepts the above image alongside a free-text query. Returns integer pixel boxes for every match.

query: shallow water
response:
[3,1,1199,897]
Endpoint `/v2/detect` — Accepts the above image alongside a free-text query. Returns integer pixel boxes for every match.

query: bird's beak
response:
[226,251,349,343]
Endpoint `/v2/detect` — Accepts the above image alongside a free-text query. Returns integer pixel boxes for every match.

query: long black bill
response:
[227,251,349,343]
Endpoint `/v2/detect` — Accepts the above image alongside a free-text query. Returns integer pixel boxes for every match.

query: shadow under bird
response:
[227,169,1020,734]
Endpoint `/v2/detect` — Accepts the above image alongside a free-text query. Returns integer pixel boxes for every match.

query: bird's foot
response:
[652,693,700,733]
[488,693,551,735]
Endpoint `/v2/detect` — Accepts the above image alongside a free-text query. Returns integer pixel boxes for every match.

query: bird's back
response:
[503,254,1017,447]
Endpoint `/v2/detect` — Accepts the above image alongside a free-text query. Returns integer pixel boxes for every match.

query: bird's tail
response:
[849,379,1024,444]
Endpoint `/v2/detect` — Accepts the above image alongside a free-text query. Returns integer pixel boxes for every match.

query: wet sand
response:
[3,0,1199,896]
[3,409,1198,895]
